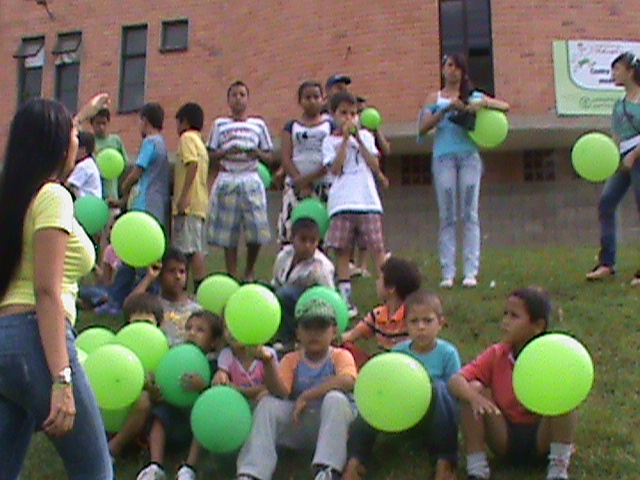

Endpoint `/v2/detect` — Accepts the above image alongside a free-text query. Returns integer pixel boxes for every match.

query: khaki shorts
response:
[171,215,207,255]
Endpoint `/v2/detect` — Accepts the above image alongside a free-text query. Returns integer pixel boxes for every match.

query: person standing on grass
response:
[0,94,113,479]
[418,54,509,290]
[207,81,274,281]
[173,102,210,291]
[586,52,640,285]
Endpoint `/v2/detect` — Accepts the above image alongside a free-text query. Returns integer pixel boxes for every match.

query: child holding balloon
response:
[448,288,578,480]
[277,80,334,244]
[343,289,461,480]
[136,311,225,480]
[236,297,358,480]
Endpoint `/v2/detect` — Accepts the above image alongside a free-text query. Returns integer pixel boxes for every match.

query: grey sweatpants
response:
[237,391,357,480]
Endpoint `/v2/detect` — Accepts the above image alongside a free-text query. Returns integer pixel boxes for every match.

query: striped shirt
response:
[207,117,273,173]
[352,304,409,351]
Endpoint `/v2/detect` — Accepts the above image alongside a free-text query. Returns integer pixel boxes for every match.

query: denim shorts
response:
[0,312,112,480]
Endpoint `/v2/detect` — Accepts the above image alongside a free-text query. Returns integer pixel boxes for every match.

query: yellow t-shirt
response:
[0,183,95,324]
[173,130,209,219]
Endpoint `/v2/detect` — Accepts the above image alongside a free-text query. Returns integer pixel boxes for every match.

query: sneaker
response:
[439,278,454,289]
[136,463,167,480]
[94,301,122,317]
[585,264,615,280]
[462,276,478,288]
[314,465,341,480]
[348,304,359,318]
[630,270,640,287]
[175,465,196,480]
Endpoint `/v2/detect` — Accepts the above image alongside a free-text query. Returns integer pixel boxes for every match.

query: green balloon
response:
[101,405,133,433]
[355,352,432,432]
[225,284,281,345]
[196,274,240,315]
[571,132,619,182]
[468,109,509,148]
[295,286,348,334]
[96,148,125,180]
[74,195,110,235]
[291,198,330,238]
[115,322,169,373]
[84,344,145,410]
[77,349,88,366]
[76,327,115,354]
[513,333,594,416]
[258,162,272,189]
[111,211,166,267]
[360,107,382,130]
[155,344,212,408]
[191,386,253,453]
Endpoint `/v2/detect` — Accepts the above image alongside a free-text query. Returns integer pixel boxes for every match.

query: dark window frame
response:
[53,32,82,114]
[14,36,45,107]
[439,0,495,95]
[52,31,82,55]
[119,24,148,113]
[160,18,189,53]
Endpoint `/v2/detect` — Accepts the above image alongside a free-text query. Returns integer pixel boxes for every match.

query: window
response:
[523,150,556,182]
[400,155,432,185]
[13,37,45,106]
[439,0,494,95]
[53,32,82,113]
[160,19,189,52]
[119,25,147,112]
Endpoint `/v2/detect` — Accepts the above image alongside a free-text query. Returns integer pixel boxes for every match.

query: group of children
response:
[66,80,580,480]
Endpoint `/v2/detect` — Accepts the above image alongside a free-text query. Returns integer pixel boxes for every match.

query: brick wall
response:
[0,0,638,155]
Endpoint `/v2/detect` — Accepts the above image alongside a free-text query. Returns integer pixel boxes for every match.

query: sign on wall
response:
[553,40,640,116]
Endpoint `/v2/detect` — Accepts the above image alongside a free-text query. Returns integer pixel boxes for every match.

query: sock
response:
[547,442,573,479]
[338,280,353,304]
[466,452,490,479]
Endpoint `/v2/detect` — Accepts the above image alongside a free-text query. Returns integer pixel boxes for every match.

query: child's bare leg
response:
[434,458,457,480]
[537,411,578,479]
[185,439,202,468]
[224,247,239,280]
[148,418,167,465]
[336,248,351,281]
[190,252,207,287]
[244,243,261,282]
[371,249,388,276]
[108,392,152,456]
[343,458,366,480]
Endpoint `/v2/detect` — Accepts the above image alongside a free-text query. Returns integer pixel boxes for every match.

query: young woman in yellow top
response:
[0,94,113,479]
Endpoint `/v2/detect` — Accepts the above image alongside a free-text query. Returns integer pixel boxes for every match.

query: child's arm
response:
[355,131,380,174]
[116,166,143,207]
[448,373,501,418]
[176,163,197,215]
[418,92,459,136]
[374,129,391,158]
[280,127,299,179]
[254,347,290,398]
[180,372,208,392]
[122,262,161,305]
[235,385,268,400]
[467,94,510,113]
[340,312,375,344]
[329,133,351,177]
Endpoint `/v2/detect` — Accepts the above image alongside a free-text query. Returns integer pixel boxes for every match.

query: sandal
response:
[585,264,615,280]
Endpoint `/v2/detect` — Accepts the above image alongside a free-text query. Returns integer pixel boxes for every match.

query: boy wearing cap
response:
[236,298,358,480]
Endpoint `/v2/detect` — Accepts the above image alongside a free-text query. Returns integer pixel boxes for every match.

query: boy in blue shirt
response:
[344,290,461,480]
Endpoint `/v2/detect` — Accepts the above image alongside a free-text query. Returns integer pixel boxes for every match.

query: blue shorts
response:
[506,421,545,464]
[152,403,192,446]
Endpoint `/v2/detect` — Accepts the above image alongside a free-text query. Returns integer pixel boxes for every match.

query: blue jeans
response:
[0,313,112,480]
[432,152,483,279]
[597,162,640,267]
[347,380,459,464]
[276,285,304,344]
[108,264,158,309]
[78,285,109,308]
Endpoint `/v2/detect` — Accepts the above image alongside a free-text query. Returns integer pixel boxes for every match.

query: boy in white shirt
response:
[322,92,387,316]
[66,130,102,199]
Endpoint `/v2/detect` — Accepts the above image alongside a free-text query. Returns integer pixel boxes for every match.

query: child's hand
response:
[342,120,357,138]
[146,262,162,281]
[378,172,390,190]
[292,395,308,423]
[213,370,230,385]
[447,98,466,111]
[106,197,122,209]
[145,374,164,403]
[469,394,501,419]
[623,151,637,169]
[251,346,274,363]
[181,373,207,392]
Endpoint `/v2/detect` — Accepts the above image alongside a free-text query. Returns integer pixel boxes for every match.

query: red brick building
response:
[0,0,637,185]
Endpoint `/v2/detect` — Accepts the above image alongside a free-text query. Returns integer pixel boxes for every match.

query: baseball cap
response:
[296,297,337,327]
[325,74,352,89]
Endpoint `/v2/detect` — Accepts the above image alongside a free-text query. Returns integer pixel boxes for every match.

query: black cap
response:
[325,74,352,89]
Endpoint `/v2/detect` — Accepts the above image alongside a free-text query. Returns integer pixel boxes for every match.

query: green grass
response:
[21,244,640,479]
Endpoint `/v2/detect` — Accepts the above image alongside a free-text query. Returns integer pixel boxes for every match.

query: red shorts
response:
[325,213,385,252]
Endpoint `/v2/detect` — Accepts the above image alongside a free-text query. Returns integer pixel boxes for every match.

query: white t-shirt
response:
[283,119,333,180]
[322,130,382,216]
[67,157,102,198]
[207,117,273,173]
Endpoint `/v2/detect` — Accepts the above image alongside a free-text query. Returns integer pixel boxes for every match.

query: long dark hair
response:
[612,51,640,86]
[0,98,73,298]
[443,53,474,102]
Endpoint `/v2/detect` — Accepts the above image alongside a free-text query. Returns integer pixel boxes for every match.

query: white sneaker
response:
[462,276,478,288]
[137,463,167,480]
[175,465,196,480]
[439,278,454,289]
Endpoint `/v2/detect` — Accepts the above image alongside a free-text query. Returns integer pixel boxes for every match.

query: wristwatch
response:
[53,366,72,386]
